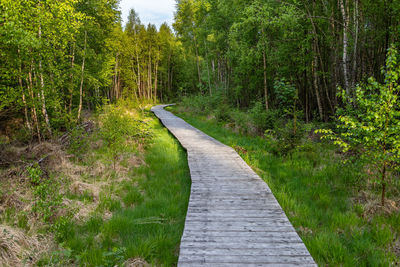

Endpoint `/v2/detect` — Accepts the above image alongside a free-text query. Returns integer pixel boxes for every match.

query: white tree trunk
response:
[339,0,350,94]
[77,30,87,121]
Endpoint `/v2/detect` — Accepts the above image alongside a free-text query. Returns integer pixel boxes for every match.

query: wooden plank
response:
[151,105,316,267]
[178,255,316,264]
[179,247,311,256]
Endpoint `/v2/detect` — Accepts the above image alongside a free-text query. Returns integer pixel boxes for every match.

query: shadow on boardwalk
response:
[152,105,316,267]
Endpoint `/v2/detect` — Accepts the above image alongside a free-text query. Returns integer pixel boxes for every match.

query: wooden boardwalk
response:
[151,105,316,266]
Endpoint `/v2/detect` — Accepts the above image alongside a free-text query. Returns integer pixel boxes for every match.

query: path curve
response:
[151,105,316,267]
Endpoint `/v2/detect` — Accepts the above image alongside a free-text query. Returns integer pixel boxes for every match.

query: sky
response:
[119,0,176,29]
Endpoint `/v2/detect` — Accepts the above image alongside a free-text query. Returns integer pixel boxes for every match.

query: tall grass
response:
[168,105,400,266]
[40,107,190,266]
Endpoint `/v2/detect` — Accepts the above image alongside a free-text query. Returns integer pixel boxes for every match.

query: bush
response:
[214,103,231,122]
[266,119,306,156]
[248,101,267,134]
[27,164,62,222]
[181,91,229,116]
[229,109,252,134]
[100,105,152,169]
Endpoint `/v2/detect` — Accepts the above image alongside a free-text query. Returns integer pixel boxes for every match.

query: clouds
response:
[119,0,176,28]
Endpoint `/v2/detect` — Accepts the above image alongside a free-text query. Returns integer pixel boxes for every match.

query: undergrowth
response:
[38,102,191,266]
[0,100,190,266]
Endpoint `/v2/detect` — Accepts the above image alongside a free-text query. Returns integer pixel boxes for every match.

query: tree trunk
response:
[136,45,141,99]
[27,69,41,142]
[113,52,119,100]
[204,41,212,96]
[352,0,359,87]
[77,30,87,121]
[37,2,51,135]
[261,28,269,111]
[18,61,31,131]
[381,161,387,206]
[339,0,350,93]
[194,36,201,84]
[69,42,75,113]
[167,53,171,94]
[148,56,152,100]
[312,47,324,121]
[154,60,158,102]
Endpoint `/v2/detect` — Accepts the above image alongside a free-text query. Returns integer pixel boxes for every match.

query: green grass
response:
[40,110,191,266]
[167,105,400,267]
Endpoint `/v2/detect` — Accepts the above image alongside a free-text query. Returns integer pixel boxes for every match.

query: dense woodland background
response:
[2,0,400,139]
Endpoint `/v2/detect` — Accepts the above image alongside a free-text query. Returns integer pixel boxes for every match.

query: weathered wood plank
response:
[178,255,316,264]
[151,105,316,267]
[179,247,311,256]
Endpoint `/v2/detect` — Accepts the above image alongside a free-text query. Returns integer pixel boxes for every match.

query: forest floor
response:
[0,103,190,266]
[167,104,400,266]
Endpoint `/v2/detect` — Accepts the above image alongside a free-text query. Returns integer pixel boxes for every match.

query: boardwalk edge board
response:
[151,105,316,266]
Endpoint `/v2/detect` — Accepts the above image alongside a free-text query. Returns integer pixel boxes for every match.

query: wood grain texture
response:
[151,105,316,266]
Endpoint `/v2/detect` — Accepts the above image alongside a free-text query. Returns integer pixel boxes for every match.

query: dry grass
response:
[124,258,150,267]
[0,129,145,265]
[0,224,53,266]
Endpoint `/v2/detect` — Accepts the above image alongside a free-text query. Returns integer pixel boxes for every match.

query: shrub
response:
[248,102,280,134]
[317,46,400,206]
[27,164,62,222]
[266,118,305,155]
[99,105,152,169]
[229,109,251,134]
[214,103,231,122]
[248,101,267,134]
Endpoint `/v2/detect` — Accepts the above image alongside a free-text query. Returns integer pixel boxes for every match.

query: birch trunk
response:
[204,41,212,96]
[352,0,359,87]
[194,36,201,84]
[38,25,52,135]
[77,30,87,121]
[28,68,41,142]
[69,43,75,113]
[20,77,31,131]
[339,0,350,93]
[18,56,31,131]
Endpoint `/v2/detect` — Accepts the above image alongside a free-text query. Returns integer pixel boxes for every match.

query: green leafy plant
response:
[248,101,268,134]
[317,46,400,206]
[100,105,152,170]
[27,164,62,222]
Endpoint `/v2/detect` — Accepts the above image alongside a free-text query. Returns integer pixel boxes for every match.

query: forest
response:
[0,0,400,266]
[2,0,400,129]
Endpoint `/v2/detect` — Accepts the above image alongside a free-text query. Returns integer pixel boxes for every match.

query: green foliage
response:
[99,105,152,168]
[27,164,62,222]
[274,78,297,110]
[102,247,126,266]
[249,101,272,133]
[123,187,143,207]
[0,0,120,139]
[229,109,252,135]
[317,47,400,205]
[68,125,92,159]
[214,103,231,122]
[269,120,305,155]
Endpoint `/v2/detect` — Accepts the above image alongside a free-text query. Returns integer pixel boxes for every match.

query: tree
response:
[318,46,400,206]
